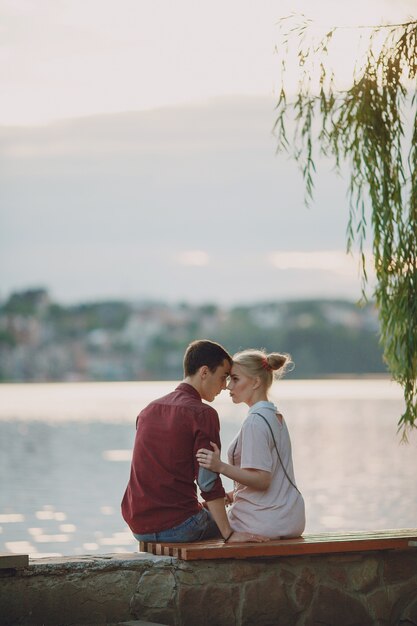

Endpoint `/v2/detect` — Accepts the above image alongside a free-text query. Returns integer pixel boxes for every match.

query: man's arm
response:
[197,443,272,490]
[205,497,232,540]
[206,497,267,543]
[194,408,226,502]
[197,442,272,491]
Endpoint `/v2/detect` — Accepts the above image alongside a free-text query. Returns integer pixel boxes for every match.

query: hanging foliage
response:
[275,17,417,433]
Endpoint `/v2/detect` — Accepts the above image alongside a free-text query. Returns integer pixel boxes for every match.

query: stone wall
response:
[1,549,417,625]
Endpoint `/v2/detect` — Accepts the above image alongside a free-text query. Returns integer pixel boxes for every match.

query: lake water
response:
[1,379,416,558]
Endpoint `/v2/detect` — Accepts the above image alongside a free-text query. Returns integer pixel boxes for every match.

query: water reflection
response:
[0,380,416,557]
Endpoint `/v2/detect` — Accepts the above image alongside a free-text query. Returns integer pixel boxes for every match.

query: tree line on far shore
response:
[0,288,386,382]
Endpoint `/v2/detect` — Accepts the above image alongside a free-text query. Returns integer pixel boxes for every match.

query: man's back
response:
[121,382,225,534]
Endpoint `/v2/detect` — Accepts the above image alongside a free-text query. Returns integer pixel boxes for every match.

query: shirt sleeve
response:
[240,417,274,472]
[197,467,218,492]
[194,406,225,502]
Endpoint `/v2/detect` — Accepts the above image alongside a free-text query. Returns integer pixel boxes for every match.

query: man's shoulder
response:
[155,392,219,423]
[173,388,219,420]
[140,388,179,412]
[140,384,216,414]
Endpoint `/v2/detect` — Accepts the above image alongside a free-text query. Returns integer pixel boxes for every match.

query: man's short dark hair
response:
[183,340,232,376]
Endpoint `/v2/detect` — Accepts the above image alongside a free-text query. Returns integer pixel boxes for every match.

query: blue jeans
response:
[133,508,220,543]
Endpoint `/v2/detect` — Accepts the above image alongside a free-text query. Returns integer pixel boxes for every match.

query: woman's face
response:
[227,363,256,406]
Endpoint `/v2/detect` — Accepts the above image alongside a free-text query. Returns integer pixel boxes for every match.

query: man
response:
[122,339,260,543]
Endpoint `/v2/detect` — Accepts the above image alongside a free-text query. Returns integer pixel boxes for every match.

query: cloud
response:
[269,251,356,274]
[0,98,365,304]
[268,250,376,282]
[177,251,210,267]
[0,0,278,126]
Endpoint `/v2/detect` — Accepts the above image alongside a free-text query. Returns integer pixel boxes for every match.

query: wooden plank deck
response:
[139,529,417,561]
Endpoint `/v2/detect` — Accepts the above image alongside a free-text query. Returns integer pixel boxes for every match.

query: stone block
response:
[382,551,417,584]
[387,583,417,625]
[177,582,239,626]
[365,587,392,623]
[1,570,140,626]
[132,569,177,609]
[176,560,236,585]
[394,592,417,625]
[348,557,380,592]
[326,562,349,586]
[0,553,29,569]
[290,566,316,611]
[305,585,373,626]
[240,571,299,626]
[130,567,177,626]
[227,559,266,583]
[110,622,169,626]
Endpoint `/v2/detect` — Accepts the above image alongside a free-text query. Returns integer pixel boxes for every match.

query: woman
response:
[196,349,305,540]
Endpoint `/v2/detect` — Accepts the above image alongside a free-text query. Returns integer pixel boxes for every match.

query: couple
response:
[121,339,305,544]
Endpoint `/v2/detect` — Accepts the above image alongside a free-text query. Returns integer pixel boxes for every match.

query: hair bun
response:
[232,348,293,386]
[267,353,292,372]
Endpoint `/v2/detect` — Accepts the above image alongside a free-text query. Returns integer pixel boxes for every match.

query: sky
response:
[1,0,415,305]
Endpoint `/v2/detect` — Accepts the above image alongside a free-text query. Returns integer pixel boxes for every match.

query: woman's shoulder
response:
[246,403,285,433]
[244,405,277,428]
[248,402,280,420]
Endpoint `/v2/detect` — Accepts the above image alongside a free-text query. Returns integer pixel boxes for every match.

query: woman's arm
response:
[196,442,272,491]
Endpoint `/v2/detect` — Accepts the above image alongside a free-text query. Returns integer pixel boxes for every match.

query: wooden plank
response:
[178,536,417,561]
[139,529,417,561]
[0,553,29,569]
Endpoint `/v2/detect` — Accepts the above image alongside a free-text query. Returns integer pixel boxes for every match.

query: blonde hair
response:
[232,348,293,390]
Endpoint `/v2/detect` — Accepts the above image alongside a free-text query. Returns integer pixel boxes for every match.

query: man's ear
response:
[200,365,209,379]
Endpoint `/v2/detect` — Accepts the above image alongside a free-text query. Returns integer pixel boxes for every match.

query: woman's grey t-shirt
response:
[227,400,305,538]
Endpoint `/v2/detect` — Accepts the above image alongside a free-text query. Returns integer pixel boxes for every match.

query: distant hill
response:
[0,289,386,382]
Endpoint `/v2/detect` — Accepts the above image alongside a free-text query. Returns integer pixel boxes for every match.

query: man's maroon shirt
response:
[121,382,225,534]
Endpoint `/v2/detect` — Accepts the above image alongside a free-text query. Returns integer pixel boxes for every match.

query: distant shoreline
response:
[0,378,403,423]
[0,372,393,385]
